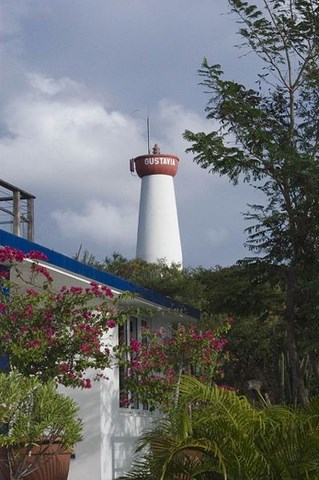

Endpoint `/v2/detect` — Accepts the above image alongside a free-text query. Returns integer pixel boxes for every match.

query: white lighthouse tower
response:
[131,144,183,266]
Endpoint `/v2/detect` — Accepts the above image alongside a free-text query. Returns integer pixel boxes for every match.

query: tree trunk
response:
[285,268,309,405]
[309,350,319,386]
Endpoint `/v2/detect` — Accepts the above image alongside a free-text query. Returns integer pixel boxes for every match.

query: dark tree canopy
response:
[184,0,319,404]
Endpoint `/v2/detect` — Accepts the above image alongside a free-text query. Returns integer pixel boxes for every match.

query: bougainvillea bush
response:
[0,246,128,389]
[119,321,232,409]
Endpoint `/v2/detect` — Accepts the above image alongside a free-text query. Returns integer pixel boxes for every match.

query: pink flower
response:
[101,285,114,298]
[26,288,38,297]
[106,319,116,329]
[0,303,7,313]
[80,344,92,354]
[25,339,42,349]
[27,250,48,262]
[83,378,92,389]
[0,246,25,263]
[89,282,103,296]
[69,286,83,294]
[59,363,69,372]
[24,305,34,317]
[31,263,53,282]
[44,327,55,338]
[130,338,141,353]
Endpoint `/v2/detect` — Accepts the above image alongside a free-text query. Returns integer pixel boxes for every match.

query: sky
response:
[0,0,262,268]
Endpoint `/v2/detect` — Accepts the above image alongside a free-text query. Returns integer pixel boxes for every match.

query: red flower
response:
[130,338,141,353]
[83,378,92,389]
[106,319,116,329]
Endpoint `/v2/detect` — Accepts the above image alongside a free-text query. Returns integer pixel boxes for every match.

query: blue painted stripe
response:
[0,355,9,372]
[0,230,200,318]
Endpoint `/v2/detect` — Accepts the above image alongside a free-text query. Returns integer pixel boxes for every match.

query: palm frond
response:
[118,376,319,480]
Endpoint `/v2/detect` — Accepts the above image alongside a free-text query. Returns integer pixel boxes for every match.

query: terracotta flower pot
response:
[0,443,72,480]
[174,449,203,480]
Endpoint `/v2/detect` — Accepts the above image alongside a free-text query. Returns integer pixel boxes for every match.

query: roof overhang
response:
[0,229,200,320]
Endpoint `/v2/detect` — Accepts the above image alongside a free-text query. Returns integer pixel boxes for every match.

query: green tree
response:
[79,250,205,308]
[194,263,283,319]
[193,265,288,402]
[184,0,319,404]
[120,376,319,480]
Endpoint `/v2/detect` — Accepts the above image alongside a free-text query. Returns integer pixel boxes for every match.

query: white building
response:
[0,229,199,480]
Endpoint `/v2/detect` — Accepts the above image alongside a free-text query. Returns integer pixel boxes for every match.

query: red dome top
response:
[133,144,179,178]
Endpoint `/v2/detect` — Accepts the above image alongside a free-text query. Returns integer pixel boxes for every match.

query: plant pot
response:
[174,449,203,480]
[0,443,72,480]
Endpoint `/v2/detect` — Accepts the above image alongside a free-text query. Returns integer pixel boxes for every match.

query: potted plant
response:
[0,372,83,480]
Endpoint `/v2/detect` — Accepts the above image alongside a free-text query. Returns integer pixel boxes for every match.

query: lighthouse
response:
[131,144,183,266]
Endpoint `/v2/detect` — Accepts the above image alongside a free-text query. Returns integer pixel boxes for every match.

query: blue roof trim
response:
[0,230,200,319]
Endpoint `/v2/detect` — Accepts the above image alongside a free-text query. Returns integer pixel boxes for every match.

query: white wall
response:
[11,260,186,479]
[65,370,156,480]
[64,325,159,480]
[136,174,183,266]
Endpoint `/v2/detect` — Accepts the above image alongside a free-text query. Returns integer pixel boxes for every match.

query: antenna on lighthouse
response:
[147,115,151,155]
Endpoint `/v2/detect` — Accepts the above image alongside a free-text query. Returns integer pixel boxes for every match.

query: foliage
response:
[0,246,129,388]
[77,251,240,409]
[193,264,288,401]
[0,371,82,480]
[81,249,293,401]
[194,263,284,319]
[224,315,285,401]
[120,376,319,480]
[184,0,319,404]
[117,321,231,410]
[78,250,204,308]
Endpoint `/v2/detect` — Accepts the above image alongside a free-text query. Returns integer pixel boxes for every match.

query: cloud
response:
[206,226,229,247]
[27,73,83,98]
[0,72,144,203]
[52,200,137,250]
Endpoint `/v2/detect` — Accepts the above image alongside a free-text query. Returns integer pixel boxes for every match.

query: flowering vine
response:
[118,321,232,409]
[0,246,128,388]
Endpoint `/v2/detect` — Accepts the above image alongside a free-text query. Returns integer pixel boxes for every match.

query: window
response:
[119,316,149,410]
